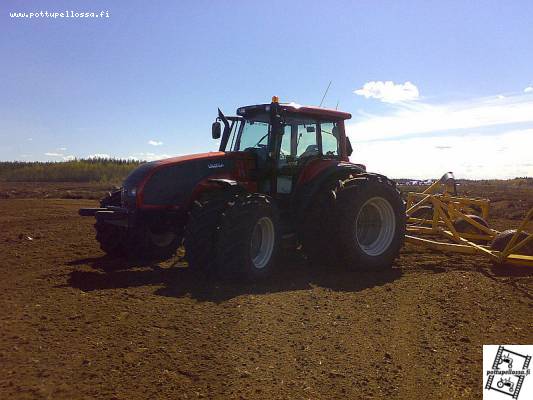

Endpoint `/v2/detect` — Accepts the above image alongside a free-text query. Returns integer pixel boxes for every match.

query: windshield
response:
[231,119,270,151]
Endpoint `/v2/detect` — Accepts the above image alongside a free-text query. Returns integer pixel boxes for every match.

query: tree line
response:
[0,158,144,183]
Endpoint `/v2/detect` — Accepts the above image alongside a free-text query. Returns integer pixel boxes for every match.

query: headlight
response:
[121,187,137,207]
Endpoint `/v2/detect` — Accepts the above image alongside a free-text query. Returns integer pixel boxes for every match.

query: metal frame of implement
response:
[404,172,533,268]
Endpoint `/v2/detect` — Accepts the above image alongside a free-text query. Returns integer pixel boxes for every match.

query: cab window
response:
[296,121,319,159]
[320,121,339,156]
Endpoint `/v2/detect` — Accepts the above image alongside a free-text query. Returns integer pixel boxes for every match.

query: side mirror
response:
[346,137,353,157]
[212,121,221,139]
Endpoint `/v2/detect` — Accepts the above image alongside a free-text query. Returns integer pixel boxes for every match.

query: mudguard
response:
[293,162,366,219]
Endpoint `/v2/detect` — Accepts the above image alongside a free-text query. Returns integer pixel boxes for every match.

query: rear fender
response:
[292,163,367,219]
[334,172,398,195]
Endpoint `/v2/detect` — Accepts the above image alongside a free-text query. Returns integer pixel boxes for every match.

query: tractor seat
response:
[244,146,268,169]
[298,144,319,159]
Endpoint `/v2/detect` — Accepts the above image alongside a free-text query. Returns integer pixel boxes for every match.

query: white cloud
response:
[27,138,33,141]
[87,153,111,159]
[58,147,67,151]
[347,92,533,179]
[129,152,173,161]
[347,94,533,142]
[354,81,419,103]
[44,152,76,161]
[352,129,533,180]
[524,86,533,93]
[148,140,163,146]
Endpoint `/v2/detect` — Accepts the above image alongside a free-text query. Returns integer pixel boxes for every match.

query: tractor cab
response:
[213,97,355,198]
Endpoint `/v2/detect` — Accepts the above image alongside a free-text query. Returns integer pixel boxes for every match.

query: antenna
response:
[335,99,340,110]
[319,81,332,107]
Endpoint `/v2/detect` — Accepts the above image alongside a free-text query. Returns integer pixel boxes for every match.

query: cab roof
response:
[237,102,351,121]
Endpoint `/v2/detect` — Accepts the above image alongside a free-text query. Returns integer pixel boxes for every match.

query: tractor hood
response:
[123,152,239,208]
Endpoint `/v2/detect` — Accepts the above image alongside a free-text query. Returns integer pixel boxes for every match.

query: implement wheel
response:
[453,215,489,240]
[490,230,533,256]
[410,205,434,220]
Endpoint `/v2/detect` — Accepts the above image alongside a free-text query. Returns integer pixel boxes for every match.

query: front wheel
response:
[122,224,180,262]
[333,179,406,270]
[214,194,279,281]
[95,220,124,257]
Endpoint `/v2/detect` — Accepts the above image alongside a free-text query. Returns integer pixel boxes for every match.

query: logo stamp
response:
[484,345,532,399]
[208,162,225,169]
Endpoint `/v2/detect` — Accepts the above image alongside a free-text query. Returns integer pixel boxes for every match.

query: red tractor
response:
[79,97,405,280]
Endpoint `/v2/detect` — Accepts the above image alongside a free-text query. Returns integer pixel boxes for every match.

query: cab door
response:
[275,119,321,195]
[277,119,345,193]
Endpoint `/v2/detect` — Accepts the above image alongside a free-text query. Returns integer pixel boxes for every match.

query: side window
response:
[320,122,339,156]
[227,120,240,150]
[296,121,319,159]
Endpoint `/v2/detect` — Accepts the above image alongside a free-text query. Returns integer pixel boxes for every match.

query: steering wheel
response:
[244,144,267,151]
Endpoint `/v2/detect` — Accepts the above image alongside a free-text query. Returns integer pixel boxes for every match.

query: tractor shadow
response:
[66,251,403,303]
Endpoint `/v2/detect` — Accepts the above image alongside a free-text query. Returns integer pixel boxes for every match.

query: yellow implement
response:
[404,172,533,268]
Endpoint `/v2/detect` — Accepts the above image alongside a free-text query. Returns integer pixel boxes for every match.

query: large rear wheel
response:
[355,197,397,256]
[332,178,405,270]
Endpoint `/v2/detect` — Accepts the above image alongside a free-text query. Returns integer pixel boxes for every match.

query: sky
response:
[1,0,533,179]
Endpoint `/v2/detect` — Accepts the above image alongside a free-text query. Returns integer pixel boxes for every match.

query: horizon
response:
[2,0,533,179]
[1,157,531,181]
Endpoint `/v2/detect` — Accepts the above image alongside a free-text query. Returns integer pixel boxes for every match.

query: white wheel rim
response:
[250,216,275,269]
[355,197,396,256]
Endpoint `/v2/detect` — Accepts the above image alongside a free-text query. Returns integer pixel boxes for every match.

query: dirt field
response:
[0,182,531,399]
